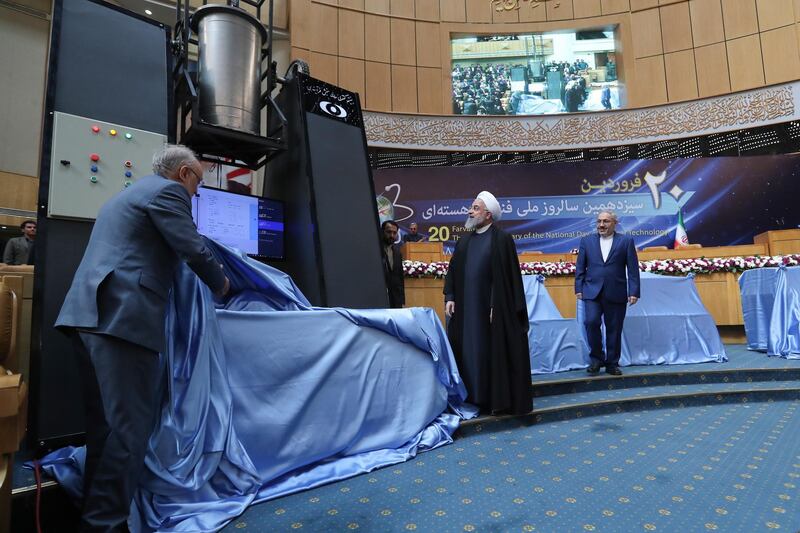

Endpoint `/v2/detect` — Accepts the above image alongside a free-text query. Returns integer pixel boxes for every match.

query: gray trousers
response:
[72,331,160,533]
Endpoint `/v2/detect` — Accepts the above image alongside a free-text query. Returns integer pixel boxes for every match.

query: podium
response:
[754,229,800,255]
[402,241,445,263]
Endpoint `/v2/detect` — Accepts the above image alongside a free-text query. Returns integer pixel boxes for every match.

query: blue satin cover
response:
[740,266,800,357]
[34,242,474,532]
[527,273,727,373]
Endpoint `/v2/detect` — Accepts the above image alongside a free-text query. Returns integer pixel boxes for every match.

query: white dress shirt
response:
[600,234,614,262]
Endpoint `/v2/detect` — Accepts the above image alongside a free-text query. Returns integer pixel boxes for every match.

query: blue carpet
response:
[221,400,800,532]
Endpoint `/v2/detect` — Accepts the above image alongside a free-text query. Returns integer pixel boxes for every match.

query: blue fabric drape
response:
[33,241,474,533]
[740,266,800,357]
[527,272,726,373]
[525,276,588,374]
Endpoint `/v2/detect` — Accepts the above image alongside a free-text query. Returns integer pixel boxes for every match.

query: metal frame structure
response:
[172,0,287,169]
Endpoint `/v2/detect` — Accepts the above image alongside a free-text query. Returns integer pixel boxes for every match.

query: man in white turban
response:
[444,191,532,415]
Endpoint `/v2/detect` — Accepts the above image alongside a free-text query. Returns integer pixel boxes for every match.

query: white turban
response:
[477,191,502,221]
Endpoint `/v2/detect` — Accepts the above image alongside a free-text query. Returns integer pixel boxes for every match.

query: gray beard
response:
[465,216,478,230]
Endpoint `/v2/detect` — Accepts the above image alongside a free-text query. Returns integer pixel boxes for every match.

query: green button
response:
[90,176,98,183]
[124,180,132,187]
[125,133,133,140]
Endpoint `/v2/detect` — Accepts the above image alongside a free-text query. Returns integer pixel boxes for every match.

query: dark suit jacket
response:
[56,175,226,352]
[382,243,405,308]
[575,232,640,304]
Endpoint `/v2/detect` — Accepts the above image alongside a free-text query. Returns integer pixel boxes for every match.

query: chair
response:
[642,246,668,251]
[677,243,703,249]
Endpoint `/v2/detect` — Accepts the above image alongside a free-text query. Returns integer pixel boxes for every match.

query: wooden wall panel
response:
[755,0,794,32]
[633,55,668,105]
[721,0,759,39]
[416,21,442,68]
[417,67,444,113]
[519,2,548,21]
[694,42,732,96]
[0,172,38,212]
[492,4,520,23]
[465,0,492,22]
[439,0,466,21]
[632,8,664,57]
[689,0,725,47]
[391,18,417,65]
[309,52,339,84]
[338,9,365,59]
[391,65,418,111]
[290,0,311,49]
[364,14,391,62]
[291,46,312,63]
[547,0,575,20]
[601,0,631,14]
[726,34,765,91]
[365,61,392,110]
[574,0,602,18]
[416,0,440,20]
[288,0,800,120]
[390,0,414,17]
[310,2,338,53]
[631,0,658,9]
[660,2,693,53]
[365,0,390,14]
[761,25,800,85]
[0,2,49,177]
[664,49,699,100]
[274,0,290,29]
[338,57,366,96]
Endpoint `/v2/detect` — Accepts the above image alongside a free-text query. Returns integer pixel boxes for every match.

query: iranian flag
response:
[674,209,689,248]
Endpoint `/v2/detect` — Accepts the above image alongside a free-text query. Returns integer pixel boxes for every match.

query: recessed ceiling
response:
[110,0,180,27]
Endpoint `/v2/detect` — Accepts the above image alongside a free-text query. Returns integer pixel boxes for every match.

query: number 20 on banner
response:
[428,226,451,242]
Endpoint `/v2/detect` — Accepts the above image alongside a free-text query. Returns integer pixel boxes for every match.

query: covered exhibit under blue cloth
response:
[526,272,727,373]
[29,241,476,533]
[740,266,800,357]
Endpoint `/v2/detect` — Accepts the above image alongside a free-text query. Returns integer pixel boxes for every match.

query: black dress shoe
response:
[587,362,602,374]
[606,365,622,376]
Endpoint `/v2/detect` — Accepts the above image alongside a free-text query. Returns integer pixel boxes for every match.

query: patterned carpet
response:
[12,345,800,532]
[221,400,800,532]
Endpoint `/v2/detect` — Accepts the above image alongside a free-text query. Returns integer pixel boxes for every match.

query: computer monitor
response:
[192,185,285,260]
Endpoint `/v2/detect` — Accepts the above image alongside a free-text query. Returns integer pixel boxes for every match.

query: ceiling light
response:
[145,9,153,15]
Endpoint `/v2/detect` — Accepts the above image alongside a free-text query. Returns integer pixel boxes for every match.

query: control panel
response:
[48,112,167,220]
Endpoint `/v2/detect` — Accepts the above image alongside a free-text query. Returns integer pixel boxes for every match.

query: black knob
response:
[60,159,71,166]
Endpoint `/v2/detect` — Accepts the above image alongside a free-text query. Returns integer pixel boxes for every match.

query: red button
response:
[90,153,100,162]
[124,160,132,168]
[91,125,100,133]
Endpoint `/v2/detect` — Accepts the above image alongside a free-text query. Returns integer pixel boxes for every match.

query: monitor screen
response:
[192,186,285,260]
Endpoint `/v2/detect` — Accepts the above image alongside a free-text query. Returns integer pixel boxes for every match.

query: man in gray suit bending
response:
[56,145,229,532]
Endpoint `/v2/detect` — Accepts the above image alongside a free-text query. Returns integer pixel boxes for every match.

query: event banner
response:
[374,156,800,253]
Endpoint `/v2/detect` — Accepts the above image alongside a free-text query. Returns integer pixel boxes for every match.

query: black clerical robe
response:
[444,225,532,415]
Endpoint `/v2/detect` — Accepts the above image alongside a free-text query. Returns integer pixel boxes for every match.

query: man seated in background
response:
[3,219,36,265]
[402,222,425,243]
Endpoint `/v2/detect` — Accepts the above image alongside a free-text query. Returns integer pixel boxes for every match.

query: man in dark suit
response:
[381,220,405,308]
[402,222,424,243]
[56,145,229,532]
[575,210,640,376]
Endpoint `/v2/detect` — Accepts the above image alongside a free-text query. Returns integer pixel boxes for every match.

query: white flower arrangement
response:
[403,254,800,279]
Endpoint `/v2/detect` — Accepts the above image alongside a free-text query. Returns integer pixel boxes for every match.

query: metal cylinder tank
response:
[190,5,267,134]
